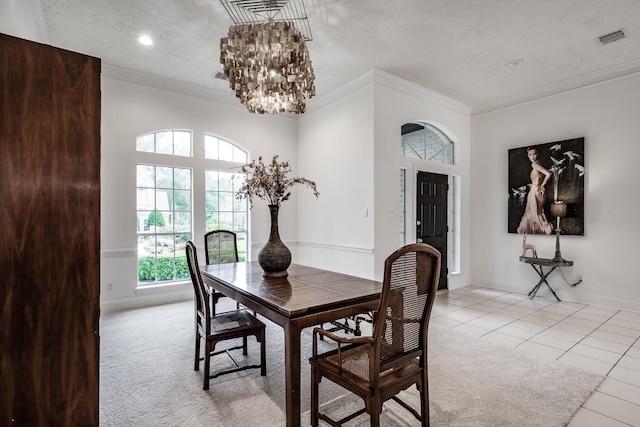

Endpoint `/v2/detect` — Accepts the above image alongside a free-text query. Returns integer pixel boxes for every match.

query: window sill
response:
[135,280,191,294]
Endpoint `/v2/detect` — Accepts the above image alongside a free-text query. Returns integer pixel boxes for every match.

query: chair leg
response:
[310,367,319,427]
[260,330,266,376]
[242,336,248,355]
[194,331,200,371]
[421,374,430,426]
[203,342,212,390]
[370,394,382,427]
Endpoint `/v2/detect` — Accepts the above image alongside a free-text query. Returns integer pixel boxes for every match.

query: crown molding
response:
[372,69,472,116]
[101,64,242,108]
[472,58,640,116]
[305,70,375,113]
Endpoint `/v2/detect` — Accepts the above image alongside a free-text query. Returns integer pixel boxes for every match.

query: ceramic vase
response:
[258,204,291,277]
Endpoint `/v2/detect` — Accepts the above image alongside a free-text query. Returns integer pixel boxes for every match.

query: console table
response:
[519,256,573,301]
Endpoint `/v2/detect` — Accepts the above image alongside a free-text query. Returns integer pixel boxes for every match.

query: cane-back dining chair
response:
[186,240,266,390]
[309,243,441,427]
[204,230,239,315]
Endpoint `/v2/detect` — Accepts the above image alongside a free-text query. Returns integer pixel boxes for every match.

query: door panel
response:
[416,171,448,290]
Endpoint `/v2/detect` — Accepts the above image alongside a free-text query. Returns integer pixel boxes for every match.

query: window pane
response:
[175,256,189,280]
[137,242,156,281]
[234,212,247,232]
[233,146,247,163]
[156,235,175,254]
[137,188,155,211]
[204,134,247,163]
[174,189,191,211]
[205,171,219,191]
[156,167,173,189]
[219,140,233,161]
[205,192,219,211]
[174,212,191,232]
[137,130,192,157]
[174,131,191,157]
[219,192,233,211]
[137,164,155,188]
[206,212,219,230]
[204,135,219,160]
[156,131,173,155]
[156,258,175,282]
[136,133,155,152]
[155,189,170,211]
[219,172,234,192]
[236,232,247,261]
[174,168,191,189]
[155,210,172,233]
[401,122,454,165]
[218,212,233,230]
[233,197,246,211]
[233,173,246,191]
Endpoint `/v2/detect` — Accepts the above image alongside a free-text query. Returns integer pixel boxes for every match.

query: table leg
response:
[284,321,303,427]
[527,265,561,302]
[541,268,561,301]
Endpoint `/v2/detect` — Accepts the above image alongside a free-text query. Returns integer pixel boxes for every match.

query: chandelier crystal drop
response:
[220,21,316,114]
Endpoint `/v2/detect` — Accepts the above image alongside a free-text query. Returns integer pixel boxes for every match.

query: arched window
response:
[136,129,191,156]
[401,122,454,165]
[205,134,248,163]
[136,130,193,285]
[204,134,249,261]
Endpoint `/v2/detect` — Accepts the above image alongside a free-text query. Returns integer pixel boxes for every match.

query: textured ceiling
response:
[40,0,640,114]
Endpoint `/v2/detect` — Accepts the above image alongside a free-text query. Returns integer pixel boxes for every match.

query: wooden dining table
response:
[200,261,382,427]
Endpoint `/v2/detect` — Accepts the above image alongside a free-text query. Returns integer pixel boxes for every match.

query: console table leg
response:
[527,266,561,302]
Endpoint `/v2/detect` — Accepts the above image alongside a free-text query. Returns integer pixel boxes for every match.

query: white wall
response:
[296,74,376,278]
[471,72,640,312]
[100,76,298,312]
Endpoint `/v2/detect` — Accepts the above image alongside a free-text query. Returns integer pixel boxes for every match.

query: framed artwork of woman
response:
[508,137,585,235]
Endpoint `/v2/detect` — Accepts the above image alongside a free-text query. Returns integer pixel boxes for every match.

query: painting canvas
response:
[508,137,585,235]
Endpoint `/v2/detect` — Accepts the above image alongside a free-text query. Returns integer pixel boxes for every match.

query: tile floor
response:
[431,286,640,426]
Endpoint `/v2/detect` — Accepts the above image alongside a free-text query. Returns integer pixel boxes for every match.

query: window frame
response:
[204,137,250,262]
[136,162,193,286]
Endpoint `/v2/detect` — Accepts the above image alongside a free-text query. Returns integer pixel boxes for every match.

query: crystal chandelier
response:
[220,21,315,114]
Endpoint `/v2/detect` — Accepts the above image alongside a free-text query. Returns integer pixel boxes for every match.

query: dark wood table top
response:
[200,261,382,318]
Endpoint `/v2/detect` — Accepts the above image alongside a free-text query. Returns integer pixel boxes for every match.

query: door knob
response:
[416,220,421,225]
[417,238,423,243]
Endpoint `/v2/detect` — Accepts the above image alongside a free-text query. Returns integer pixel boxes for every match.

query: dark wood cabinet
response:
[1,33,101,426]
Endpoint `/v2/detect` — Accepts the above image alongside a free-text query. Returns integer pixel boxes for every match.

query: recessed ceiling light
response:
[505,59,524,68]
[138,35,153,46]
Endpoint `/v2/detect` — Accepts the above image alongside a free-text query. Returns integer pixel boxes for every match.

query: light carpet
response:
[99,299,603,426]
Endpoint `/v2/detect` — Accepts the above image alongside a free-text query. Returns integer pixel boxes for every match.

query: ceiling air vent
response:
[598,29,626,45]
[214,71,228,81]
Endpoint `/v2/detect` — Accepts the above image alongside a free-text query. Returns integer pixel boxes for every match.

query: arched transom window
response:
[401,122,454,165]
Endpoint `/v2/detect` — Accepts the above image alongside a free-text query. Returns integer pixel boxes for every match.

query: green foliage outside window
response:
[138,257,189,282]
[147,210,166,227]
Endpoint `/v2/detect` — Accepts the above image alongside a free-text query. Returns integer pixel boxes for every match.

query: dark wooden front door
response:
[0,34,101,426]
[416,171,448,290]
